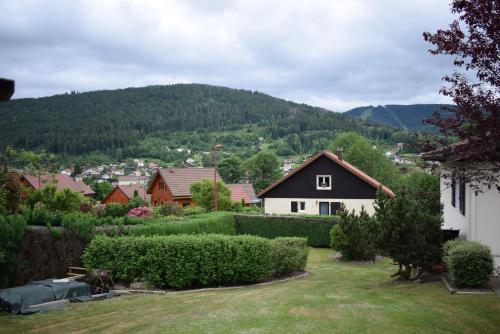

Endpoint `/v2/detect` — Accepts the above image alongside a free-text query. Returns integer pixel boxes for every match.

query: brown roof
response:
[257,150,395,198]
[102,184,150,203]
[227,184,259,204]
[118,175,149,181]
[147,168,221,197]
[22,174,95,196]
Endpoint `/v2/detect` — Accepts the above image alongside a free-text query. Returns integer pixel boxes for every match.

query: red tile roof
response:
[226,183,258,204]
[147,168,221,197]
[118,184,151,202]
[22,174,95,196]
[257,150,395,198]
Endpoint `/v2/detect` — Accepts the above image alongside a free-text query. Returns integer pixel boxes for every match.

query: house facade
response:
[147,168,220,207]
[101,184,150,205]
[258,150,394,215]
[117,175,149,186]
[423,143,500,269]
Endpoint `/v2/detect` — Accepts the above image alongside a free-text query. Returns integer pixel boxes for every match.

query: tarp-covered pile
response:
[0,279,91,314]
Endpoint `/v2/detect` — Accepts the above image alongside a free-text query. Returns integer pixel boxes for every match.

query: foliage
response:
[103,203,129,217]
[182,205,207,216]
[82,234,308,288]
[127,206,152,218]
[25,184,88,213]
[269,237,309,276]
[128,196,146,209]
[234,214,336,247]
[190,179,232,211]
[396,172,441,216]
[245,151,282,193]
[423,0,500,191]
[0,215,26,288]
[61,212,94,242]
[218,155,245,183]
[331,132,400,188]
[443,240,494,287]
[375,189,442,280]
[0,84,395,161]
[89,181,113,201]
[330,207,379,261]
[154,202,183,217]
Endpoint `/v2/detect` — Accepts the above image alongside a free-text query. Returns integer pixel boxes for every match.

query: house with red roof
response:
[226,183,259,206]
[257,149,394,215]
[101,184,150,205]
[20,174,95,197]
[147,168,221,207]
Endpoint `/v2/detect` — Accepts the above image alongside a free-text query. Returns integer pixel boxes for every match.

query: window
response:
[451,173,456,207]
[291,201,298,213]
[182,202,190,207]
[330,202,341,215]
[459,177,466,216]
[316,175,332,190]
[299,201,306,212]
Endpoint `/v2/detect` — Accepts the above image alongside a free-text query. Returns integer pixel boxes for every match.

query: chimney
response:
[336,147,343,161]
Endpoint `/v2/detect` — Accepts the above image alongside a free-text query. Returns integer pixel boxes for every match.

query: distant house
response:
[257,150,394,215]
[147,168,220,207]
[101,184,150,205]
[118,175,149,186]
[422,140,500,269]
[20,174,95,197]
[226,184,259,206]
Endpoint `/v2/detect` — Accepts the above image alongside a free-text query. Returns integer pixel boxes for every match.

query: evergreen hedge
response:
[444,240,494,287]
[82,234,308,289]
[234,214,336,247]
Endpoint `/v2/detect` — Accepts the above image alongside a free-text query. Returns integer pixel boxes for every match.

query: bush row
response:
[128,212,236,237]
[234,214,336,247]
[82,234,309,289]
[444,239,494,287]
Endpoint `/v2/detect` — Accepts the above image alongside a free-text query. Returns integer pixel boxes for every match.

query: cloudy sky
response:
[0,0,455,111]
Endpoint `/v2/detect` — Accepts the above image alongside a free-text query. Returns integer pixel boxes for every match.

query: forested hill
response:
[0,84,393,158]
[345,104,451,131]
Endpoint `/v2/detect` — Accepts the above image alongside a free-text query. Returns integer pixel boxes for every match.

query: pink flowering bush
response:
[127,206,152,218]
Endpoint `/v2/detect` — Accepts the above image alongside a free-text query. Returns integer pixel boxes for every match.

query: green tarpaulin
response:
[0,279,91,314]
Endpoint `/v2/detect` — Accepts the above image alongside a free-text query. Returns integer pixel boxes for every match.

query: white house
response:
[423,142,500,269]
[257,150,394,216]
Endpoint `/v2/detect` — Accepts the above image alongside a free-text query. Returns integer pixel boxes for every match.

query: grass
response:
[1,248,500,333]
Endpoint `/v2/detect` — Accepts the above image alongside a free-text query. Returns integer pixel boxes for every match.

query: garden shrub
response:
[330,207,378,261]
[0,215,27,288]
[104,203,129,217]
[128,196,146,209]
[82,234,308,289]
[234,214,336,247]
[269,237,309,276]
[127,206,152,218]
[129,212,236,236]
[182,205,207,216]
[444,240,494,287]
[155,202,183,217]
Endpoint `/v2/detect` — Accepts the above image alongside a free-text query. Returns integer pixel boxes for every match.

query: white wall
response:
[441,169,500,268]
[263,198,376,215]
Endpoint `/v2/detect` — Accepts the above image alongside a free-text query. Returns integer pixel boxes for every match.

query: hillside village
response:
[0,0,499,333]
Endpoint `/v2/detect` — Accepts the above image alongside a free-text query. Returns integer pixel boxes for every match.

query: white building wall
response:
[263,198,376,216]
[441,169,500,268]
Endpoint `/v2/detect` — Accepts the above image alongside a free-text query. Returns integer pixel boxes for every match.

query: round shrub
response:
[82,234,308,289]
[444,240,494,287]
[127,206,152,218]
[104,203,128,217]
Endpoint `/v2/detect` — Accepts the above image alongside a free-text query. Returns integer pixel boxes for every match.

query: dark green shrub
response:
[155,202,183,217]
[61,212,94,242]
[444,240,494,287]
[128,196,146,209]
[129,212,236,236]
[182,205,207,216]
[234,214,336,247]
[104,203,129,217]
[0,215,26,288]
[269,237,309,275]
[82,234,308,289]
[330,208,378,261]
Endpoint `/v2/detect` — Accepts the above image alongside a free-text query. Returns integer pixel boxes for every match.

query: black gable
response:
[264,155,377,199]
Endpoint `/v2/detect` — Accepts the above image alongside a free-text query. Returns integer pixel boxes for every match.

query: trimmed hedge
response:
[82,234,308,289]
[444,240,494,287]
[129,212,236,237]
[234,214,336,247]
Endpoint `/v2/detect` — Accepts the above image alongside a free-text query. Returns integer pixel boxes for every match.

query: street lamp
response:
[212,144,223,211]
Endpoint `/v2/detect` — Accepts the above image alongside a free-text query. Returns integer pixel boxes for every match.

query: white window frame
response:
[298,201,306,213]
[316,175,332,190]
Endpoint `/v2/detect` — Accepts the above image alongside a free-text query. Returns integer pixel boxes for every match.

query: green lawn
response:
[2,248,500,334]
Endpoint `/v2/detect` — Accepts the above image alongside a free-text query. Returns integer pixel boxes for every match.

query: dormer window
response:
[316,175,331,190]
